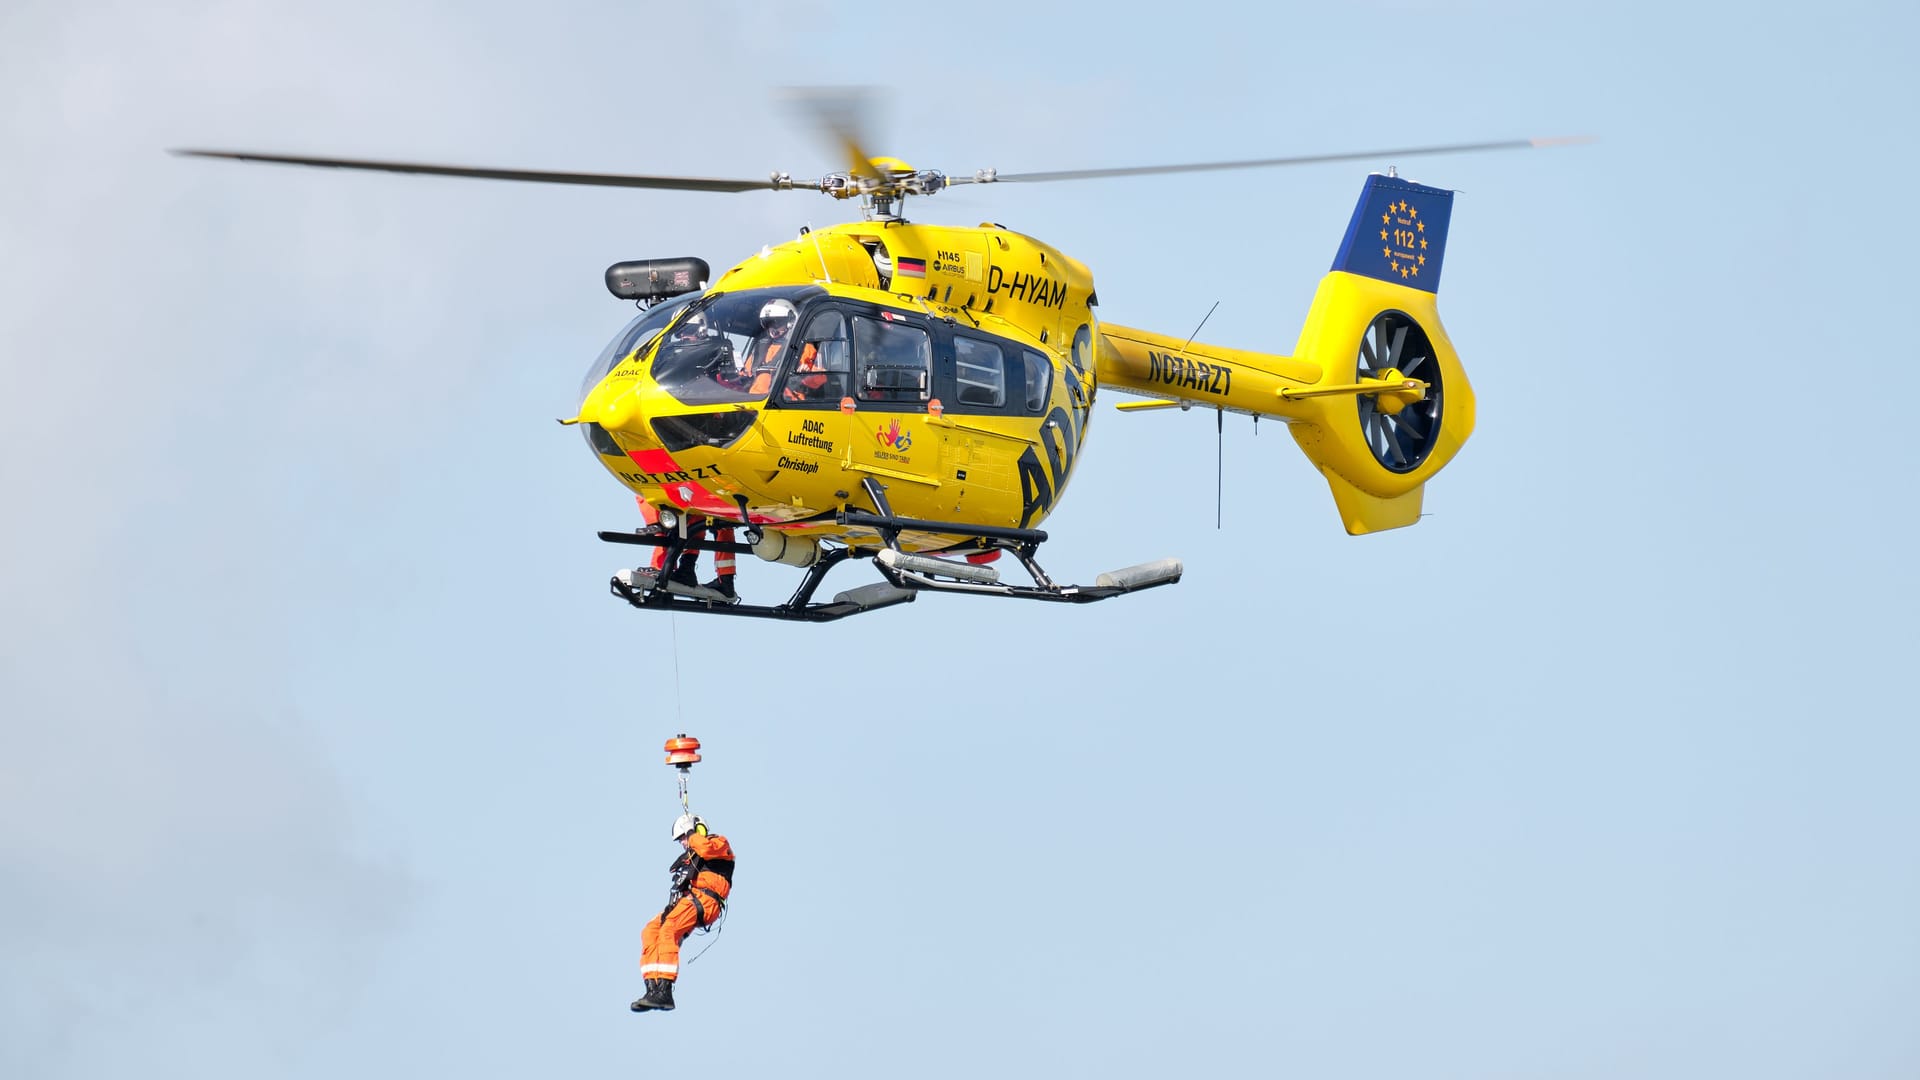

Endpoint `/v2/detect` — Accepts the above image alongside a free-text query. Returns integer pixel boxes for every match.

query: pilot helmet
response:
[760,298,797,336]
[671,311,708,342]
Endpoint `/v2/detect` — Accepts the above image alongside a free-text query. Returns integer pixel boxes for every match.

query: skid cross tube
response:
[857,478,901,550]
[598,530,757,555]
[782,546,857,609]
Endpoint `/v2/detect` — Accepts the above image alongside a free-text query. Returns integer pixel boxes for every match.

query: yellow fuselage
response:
[577,220,1101,550]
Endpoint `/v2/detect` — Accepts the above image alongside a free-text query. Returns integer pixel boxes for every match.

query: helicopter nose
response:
[595,385,643,433]
[580,376,654,445]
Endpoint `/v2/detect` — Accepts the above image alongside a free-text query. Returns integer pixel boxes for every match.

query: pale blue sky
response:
[4,1,1917,1077]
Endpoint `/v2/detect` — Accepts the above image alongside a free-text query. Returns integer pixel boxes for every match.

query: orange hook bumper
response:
[664,734,702,767]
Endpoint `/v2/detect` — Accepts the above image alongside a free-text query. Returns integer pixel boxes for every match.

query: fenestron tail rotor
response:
[1355,311,1443,474]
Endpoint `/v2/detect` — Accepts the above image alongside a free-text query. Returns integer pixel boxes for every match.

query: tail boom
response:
[1094,174,1476,534]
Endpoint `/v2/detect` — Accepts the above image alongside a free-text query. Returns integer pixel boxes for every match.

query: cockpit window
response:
[650,287,822,406]
[579,292,701,407]
[777,308,853,405]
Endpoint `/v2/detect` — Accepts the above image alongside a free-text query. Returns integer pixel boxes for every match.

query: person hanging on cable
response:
[632,812,736,1013]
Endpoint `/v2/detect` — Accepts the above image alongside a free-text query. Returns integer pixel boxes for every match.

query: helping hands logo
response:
[876,418,913,452]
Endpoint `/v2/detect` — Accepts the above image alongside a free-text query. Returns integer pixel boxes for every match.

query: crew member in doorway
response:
[666,518,738,601]
[637,499,739,601]
[632,813,737,1012]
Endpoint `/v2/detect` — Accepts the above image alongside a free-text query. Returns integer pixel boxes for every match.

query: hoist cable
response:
[668,610,685,729]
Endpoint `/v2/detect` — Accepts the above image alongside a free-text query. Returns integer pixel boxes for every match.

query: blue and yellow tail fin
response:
[1330,173,1454,294]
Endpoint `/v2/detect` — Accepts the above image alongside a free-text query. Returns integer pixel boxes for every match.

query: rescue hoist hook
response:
[664,733,702,815]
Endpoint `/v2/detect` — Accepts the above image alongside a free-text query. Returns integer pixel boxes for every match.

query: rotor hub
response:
[1369,368,1423,415]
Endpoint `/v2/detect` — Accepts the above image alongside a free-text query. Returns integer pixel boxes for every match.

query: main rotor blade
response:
[956,136,1592,185]
[782,86,885,182]
[170,149,777,193]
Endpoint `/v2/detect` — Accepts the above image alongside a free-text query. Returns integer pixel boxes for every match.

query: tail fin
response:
[1286,174,1475,533]
[1330,172,1454,294]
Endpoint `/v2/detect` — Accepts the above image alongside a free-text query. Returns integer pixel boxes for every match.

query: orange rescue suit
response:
[638,504,735,580]
[745,339,783,396]
[640,830,735,984]
[783,342,825,402]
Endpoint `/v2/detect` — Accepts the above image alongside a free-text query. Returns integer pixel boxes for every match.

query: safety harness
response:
[687,885,728,928]
[664,851,734,928]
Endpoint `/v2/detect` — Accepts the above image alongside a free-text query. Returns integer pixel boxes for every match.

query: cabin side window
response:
[945,331,1054,416]
[1022,349,1052,413]
[853,315,931,404]
[953,337,1006,408]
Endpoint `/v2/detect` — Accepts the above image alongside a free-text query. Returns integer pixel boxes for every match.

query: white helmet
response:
[759,298,796,334]
[672,813,700,841]
[670,311,708,343]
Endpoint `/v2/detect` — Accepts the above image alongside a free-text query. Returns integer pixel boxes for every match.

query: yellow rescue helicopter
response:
[176,118,1579,622]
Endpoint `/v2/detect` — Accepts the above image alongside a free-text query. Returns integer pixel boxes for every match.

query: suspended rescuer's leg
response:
[632,897,702,1012]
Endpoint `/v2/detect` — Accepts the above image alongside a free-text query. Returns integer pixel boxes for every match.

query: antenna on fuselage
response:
[1176,301,1225,530]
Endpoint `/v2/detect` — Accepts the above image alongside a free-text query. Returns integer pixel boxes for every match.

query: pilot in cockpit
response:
[669,310,709,346]
[655,310,731,387]
[740,298,797,395]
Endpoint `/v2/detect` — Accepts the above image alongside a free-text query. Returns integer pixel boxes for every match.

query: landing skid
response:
[605,544,916,622]
[600,480,1181,622]
[612,568,737,605]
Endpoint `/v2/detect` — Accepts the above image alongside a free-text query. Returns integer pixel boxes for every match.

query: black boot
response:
[630,978,675,1012]
[703,575,737,601]
[668,563,699,590]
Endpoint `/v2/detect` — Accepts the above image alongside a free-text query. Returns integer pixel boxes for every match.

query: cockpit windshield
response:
[579,292,701,407]
[649,287,824,406]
